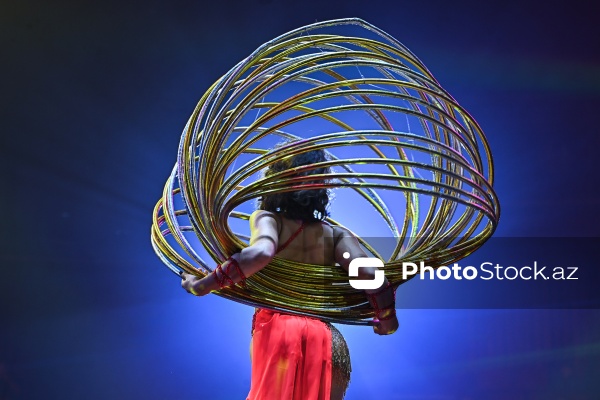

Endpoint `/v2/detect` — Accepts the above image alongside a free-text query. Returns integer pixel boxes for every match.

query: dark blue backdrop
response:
[1,0,599,399]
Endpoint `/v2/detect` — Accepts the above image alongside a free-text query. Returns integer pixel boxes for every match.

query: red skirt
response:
[247,308,333,400]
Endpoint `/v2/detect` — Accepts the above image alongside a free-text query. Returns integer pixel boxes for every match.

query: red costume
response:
[247,309,333,399]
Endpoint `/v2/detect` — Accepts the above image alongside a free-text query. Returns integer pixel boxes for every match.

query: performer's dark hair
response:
[259,147,331,222]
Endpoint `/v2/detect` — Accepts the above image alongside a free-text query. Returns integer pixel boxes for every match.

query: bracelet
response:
[212,256,247,289]
[366,282,397,321]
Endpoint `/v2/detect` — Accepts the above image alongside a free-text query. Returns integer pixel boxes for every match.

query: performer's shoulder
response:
[331,225,355,239]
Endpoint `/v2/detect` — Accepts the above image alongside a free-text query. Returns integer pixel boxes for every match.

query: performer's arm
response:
[181,210,278,296]
[333,227,399,335]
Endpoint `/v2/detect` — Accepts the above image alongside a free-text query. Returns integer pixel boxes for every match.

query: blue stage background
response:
[1,0,599,399]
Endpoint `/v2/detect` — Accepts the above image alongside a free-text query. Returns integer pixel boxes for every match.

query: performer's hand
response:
[372,315,399,335]
[181,272,210,296]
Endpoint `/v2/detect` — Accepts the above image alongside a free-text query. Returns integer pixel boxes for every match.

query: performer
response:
[181,148,399,400]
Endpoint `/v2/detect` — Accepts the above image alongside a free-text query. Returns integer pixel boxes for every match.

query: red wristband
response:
[212,256,247,289]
